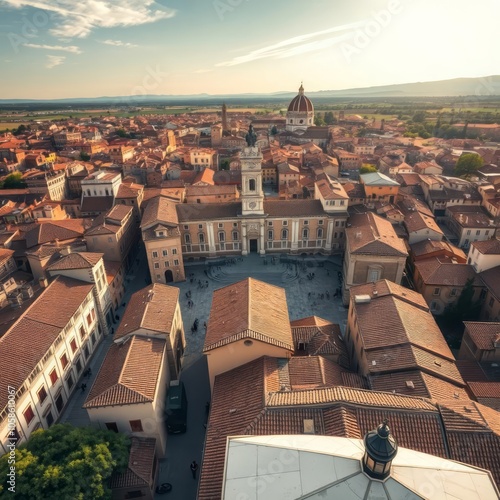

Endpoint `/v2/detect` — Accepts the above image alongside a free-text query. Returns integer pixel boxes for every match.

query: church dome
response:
[287,84,314,113]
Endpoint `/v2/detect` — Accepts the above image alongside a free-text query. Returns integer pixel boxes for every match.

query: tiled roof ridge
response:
[116,337,152,401]
[83,384,151,409]
[265,385,436,411]
[438,401,493,433]
[203,329,294,352]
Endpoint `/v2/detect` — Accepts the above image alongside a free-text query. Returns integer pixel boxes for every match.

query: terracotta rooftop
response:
[463,321,500,351]
[347,212,408,257]
[46,252,103,271]
[141,195,179,229]
[83,335,165,408]
[109,437,156,490]
[115,182,144,199]
[80,196,114,214]
[204,278,293,352]
[200,355,500,499]
[415,257,481,286]
[0,276,94,412]
[114,284,179,341]
[410,238,466,261]
[472,238,500,255]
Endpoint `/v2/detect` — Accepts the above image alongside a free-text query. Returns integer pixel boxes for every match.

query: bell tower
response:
[240,145,264,216]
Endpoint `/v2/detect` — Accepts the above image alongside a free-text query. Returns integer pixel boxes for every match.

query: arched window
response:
[281,229,288,240]
[302,228,309,240]
[317,228,324,239]
[268,230,274,240]
[249,179,256,191]
[184,234,191,244]
[290,119,293,124]
[232,231,238,241]
[199,233,205,244]
[219,232,225,242]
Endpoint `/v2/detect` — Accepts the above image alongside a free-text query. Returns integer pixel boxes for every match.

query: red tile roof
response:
[463,322,500,351]
[204,278,293,352]
[0,276,94,412]
[83,336,165,408]
[114,284,179,341]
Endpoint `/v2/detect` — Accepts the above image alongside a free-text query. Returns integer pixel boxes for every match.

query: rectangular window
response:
[476,230,481,236]
[23,406,35,425]
[164,261,169,267]
[233,222,238,227]
[50,369,58,386]
[37,386,47,404]
[268,221,273,226]
[218,223,223,228]
[70,338,77,354]
[80,326,86,340]
[198,224,203,229]
[450,288,457,297]
[66,373,74,390]
[86,313,92,326]
[466,230,471,236]
[162,250,168,257]
[433,287,440,296]
[129,420,143,432]
[154,262,160,269]
[46,411,54,427]
[183,225,189,230]
[303,220,309,225]
[318,220,323,225]
[282,221,288,226]
[60,353,69,370]
[152,251,158,258]
[489,297,495,307]
[174,259,179,266]
[172,248,177,255]
[106,422,118,433]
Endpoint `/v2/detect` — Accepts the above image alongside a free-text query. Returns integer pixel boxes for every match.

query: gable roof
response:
[347,212,408,256]
[83,336,165,408]
[114,284,179,341]
[47,252,103,271]
[360,171,400,186]
[141,195,179,229]
[204,278,293,352]
[463,322,500,351]
[415,257,481,286]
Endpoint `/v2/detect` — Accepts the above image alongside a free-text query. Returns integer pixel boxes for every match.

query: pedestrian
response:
[190,460,199,479]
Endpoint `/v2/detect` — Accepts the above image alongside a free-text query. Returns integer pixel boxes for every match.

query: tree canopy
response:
[454,153,484,178]
[0,172,27,189]
[0,424,129,500]
[359,165,378,174]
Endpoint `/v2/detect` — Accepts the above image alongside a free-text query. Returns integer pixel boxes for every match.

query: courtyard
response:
[176,252,348,368]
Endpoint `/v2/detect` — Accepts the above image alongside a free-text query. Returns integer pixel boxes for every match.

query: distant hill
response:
[1,75,499,105]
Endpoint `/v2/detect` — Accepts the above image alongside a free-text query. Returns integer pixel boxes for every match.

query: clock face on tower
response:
[249,202,256,209]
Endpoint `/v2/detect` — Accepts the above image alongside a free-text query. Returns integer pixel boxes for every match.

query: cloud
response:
[100,39,138,48]
[24,43,82,54]
[193,69,212,74]
[2,0,176,39]
[216,21,366,67]
[46,55,65,68]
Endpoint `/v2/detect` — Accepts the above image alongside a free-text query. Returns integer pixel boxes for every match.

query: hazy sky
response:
[0,0,499,99]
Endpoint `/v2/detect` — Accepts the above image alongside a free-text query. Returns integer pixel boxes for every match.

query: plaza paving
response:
[61,250,347,499]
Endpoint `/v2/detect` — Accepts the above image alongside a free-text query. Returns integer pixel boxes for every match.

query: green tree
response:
[324,111,336,125]
[220,160,230,171]
[412,111,426,123]
[2,172,27,189]
[454,153,484,178]
[270,125,278,135]
[314,114,325,126]
[79,151,91,161]
[12,124,27,136]
[0,424,129,499]
[359,165,378,174]
[442,278,481,326]
[116,129,127,138]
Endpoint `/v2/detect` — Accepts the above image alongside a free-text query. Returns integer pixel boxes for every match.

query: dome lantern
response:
[362,420,398,480]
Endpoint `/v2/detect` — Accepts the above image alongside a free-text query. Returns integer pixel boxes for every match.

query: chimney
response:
[39,277,49,288]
